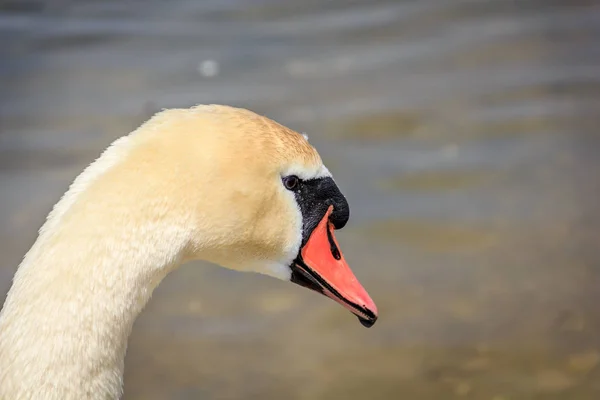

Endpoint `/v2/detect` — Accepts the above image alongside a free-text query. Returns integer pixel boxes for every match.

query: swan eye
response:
[283,175,299,190]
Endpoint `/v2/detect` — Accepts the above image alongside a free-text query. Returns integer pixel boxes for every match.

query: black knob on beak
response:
[326,186,349,230]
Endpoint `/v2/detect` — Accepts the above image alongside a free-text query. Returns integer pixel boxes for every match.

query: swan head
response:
[136,105,377,327]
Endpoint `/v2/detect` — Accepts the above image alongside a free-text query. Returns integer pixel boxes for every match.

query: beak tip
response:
[356,296,378,328]
[358,314,378,328]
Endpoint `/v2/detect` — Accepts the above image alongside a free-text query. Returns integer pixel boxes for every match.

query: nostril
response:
[326,224,342,260]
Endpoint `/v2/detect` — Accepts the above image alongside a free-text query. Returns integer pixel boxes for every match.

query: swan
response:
[0,104,378,399]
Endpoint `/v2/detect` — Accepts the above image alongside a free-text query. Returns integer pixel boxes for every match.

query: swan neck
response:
[0,202,188,399]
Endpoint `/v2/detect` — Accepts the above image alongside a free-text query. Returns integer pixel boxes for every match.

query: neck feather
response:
[0,136,190,400]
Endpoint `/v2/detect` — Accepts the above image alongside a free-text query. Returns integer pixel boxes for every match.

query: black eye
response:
[283,175,299,190]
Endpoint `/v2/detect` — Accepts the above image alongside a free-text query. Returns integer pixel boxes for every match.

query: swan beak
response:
[291,206,378,327]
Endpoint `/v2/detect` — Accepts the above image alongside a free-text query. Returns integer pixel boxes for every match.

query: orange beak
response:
[291,206,378,327]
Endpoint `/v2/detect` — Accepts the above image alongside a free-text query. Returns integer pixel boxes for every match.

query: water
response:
[1,0,600,398]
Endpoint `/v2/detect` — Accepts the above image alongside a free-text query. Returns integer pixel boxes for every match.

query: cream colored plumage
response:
[0,105,374,400]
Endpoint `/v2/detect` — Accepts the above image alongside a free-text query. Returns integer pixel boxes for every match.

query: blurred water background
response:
[1,0,600,398]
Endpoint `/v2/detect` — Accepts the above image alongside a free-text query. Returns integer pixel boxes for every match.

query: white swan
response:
[0,105,377,400]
